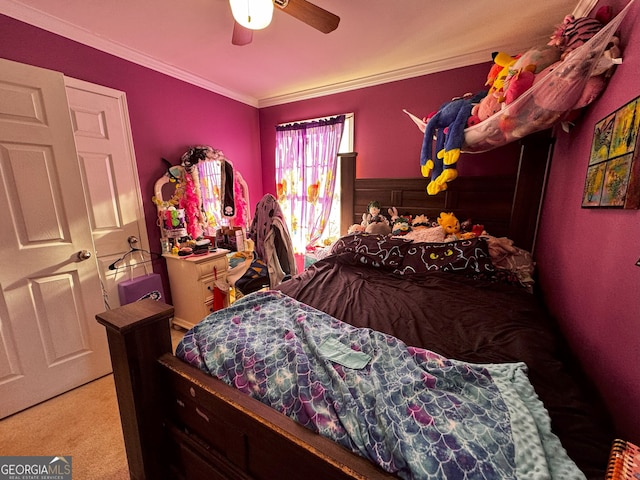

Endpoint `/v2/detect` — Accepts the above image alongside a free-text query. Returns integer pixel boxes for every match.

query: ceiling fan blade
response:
[275,0,340,34]
[232,21,253,46]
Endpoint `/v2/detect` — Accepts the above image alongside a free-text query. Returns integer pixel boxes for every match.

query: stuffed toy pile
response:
[415,4,624,195]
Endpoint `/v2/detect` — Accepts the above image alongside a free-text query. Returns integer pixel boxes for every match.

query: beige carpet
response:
[0,374,130,479]
[0,328,185,480]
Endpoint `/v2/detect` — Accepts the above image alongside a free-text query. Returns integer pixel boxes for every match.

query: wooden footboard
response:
[96,299,396,480]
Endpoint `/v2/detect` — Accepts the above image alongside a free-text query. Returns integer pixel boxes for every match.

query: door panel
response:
[0,58,110,418]
[65,78,151,309]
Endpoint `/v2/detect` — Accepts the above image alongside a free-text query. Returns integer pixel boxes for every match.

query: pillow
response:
[330,233,410,269]
[394,237,495,276]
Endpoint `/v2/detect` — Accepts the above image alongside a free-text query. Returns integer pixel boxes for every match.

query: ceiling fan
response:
[230,0,340,46]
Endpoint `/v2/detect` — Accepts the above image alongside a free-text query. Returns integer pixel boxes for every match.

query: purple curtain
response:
[275,115,345,253]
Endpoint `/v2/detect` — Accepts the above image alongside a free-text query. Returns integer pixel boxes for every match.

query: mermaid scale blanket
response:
[176,290,584,479]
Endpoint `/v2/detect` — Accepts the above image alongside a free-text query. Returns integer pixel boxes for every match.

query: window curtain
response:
[275,115,345,253]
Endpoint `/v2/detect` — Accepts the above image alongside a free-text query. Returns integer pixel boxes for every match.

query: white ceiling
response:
[1,0,595,107]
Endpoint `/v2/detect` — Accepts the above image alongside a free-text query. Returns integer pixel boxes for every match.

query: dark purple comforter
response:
[277,252,614,479]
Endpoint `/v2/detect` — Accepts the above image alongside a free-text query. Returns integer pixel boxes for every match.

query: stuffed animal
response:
[360,200,391,235]
[487,52,520,96]
[502,64,537,105]
[347,224,365,234]
[361,200,389,228]
[366,222,391,235]
[460,217,485,238]
[548,8,611,59]
[392,217,411,236]
[511,44,562,75]
[472,93,502,123]
[388,206,400,223]
[437,212,479,240]
[437,212,461,239]
[420,91,487,195]
[411,214,432,229]
[388,207,411,235]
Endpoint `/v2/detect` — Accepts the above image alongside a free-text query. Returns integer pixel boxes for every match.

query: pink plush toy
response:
[472,93,502,122]
[503,65,536,105]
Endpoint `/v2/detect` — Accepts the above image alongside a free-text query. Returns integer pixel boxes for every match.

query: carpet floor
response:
[0,374,129,479]
[0,326,186,479]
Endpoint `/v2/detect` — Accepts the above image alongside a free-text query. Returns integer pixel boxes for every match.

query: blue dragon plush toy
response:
[420,91,487,195]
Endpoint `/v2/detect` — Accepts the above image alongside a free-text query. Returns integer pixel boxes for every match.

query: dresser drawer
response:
[163,250,230,330]
[201,279,216,301]
[201,279,228,301]
[195,257,228,281]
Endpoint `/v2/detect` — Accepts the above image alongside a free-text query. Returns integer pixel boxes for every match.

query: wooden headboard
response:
[339,131,554,253]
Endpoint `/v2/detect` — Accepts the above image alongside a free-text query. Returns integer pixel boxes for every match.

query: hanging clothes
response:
[241,194,297,292]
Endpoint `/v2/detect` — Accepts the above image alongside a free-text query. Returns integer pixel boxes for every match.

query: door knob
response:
[77,250,92,260]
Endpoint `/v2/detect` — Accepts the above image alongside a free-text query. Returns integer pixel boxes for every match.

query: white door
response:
[64,78,151,310]
[0,58,112,418]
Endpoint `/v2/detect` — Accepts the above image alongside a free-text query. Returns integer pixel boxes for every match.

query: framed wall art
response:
[582,94,640,209]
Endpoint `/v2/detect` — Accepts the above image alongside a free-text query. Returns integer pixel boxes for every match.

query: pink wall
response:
[259,66,522,194]
[536,0,640,444]
[0,14,263,302]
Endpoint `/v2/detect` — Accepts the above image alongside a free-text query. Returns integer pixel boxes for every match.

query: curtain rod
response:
[277,112,353,127]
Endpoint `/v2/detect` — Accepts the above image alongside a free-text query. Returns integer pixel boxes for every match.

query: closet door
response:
[64,77,150,309]
[0,58,110,418]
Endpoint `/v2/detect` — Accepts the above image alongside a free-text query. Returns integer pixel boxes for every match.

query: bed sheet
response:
[276,254,614,479]
[177,290,584,479]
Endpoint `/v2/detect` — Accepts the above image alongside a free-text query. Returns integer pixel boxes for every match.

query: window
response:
[320,114,353,245]
[276,114,353,253]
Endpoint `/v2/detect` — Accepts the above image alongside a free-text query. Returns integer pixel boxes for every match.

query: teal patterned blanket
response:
[176,291,584,479]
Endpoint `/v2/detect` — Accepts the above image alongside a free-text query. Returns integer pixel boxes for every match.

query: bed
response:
[96,132,614,480]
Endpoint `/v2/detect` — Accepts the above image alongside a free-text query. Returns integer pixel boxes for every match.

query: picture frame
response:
[582,94,640,209]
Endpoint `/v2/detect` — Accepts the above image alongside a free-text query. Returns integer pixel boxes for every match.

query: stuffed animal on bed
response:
[437,212,461,239]
[438,212,480,241]
[361,200,388,226]
[360,200,391,235]
[347,224,365,234]
[461,217,486,238]
[420,91,487,195]
[392,217,411,236]
[411,214,433,229]
[366,222,392,235]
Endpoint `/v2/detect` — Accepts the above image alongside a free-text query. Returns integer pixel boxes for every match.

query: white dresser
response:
[163,249,230,330]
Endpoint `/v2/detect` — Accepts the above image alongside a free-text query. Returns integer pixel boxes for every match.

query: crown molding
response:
[258,56,488,108]
[2,0,598,109]
[258,36,545,107]
[260,0,599,107]
[0,0,260,107]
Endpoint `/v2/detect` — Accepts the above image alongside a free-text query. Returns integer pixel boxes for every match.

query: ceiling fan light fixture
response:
[229,0,274,30]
